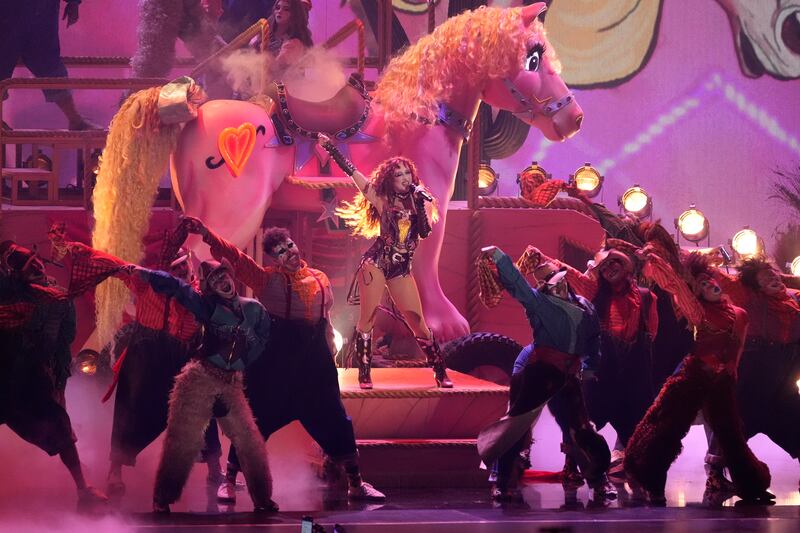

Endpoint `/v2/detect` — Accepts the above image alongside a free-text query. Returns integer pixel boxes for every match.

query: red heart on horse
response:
[217,122,257,178]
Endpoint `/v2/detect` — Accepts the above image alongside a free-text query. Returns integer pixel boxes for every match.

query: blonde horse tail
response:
[92,87,182,347]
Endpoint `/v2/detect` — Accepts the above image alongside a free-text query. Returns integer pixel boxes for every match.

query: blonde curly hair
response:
[374,6,559,135]
[92,87,182,346]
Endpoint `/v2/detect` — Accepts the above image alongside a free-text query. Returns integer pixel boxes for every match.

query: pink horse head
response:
[481,3,583,141]
[167,3,581,340]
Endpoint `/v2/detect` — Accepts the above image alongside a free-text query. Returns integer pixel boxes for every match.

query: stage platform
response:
[335,368,508,488]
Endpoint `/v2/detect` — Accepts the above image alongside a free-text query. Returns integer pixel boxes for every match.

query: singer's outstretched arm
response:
[318,133,383,209]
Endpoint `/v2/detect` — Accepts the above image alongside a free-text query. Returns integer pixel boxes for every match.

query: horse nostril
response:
[576,115,584,129]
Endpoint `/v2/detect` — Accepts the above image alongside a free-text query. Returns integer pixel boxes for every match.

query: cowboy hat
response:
[586,238,640,273]
[199,258,234,292]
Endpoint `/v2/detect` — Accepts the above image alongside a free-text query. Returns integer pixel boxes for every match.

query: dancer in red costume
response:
[713,258,800,476]
[0,241,107,510]
[625,250,773,506]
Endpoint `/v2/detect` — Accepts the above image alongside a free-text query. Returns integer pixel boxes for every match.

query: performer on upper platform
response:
[260,0,312,76]
[0,0,97,129]
[319,133,452,389]
[184,217,386,503]
[0,241,107,510]
[624,250,773,506]
[476,246,614,503]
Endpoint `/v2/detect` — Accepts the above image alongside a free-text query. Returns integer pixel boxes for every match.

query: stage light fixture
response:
[619,185,652,218]
[478,163,499,196]
[570,163,603,198]
[74,349,100,376]
[675,204,709,243]
[731,227,763,258]
[790,256,800,276]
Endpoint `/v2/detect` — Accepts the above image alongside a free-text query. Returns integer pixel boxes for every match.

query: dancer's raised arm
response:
[318,133,382,209]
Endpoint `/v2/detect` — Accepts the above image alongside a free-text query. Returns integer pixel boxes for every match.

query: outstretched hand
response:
[182,216,208,237]
[517,245,543,275]
[522,245,542,267]
[635,244,657,261]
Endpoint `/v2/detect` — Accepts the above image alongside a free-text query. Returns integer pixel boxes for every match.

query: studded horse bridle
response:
[501,78,575,123]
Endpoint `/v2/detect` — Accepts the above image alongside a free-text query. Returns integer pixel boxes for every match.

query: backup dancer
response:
[126,260,275,513]
[713,258,800,476]
[528,241,657,475]
[476,246,614,503]
[0,241,107,510]
[60,226,225,497]
[184,218,385,503]
[319,134,452,389]
[624,250,773,505]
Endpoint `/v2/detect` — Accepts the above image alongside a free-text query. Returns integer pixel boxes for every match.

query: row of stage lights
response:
[496,161,795,274]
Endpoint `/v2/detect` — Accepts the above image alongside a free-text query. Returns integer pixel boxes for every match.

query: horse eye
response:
[526,51,541,72]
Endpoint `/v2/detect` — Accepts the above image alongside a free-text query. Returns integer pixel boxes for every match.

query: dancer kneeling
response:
[476,246,614,503]
[319,133,452,389]
[124,260,276,513]
[624,250,773,506]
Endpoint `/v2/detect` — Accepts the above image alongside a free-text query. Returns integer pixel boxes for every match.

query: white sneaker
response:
[348,481,386,501]
[217,481,236,503]
[591,477,618,502]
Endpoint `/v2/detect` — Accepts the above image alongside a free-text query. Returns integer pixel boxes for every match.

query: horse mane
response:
[374,6,559,135]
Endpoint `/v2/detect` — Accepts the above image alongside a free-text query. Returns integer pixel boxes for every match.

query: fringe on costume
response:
[624,356,708,494]
[153,360,272,507]
[703,371,771,498]
[625,356,771,497]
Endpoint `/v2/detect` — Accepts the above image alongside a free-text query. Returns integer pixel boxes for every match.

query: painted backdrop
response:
[4,0,799,251]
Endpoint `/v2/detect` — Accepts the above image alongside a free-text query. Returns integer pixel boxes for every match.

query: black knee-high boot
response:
[356,330,373,389]
[417,334,453,388]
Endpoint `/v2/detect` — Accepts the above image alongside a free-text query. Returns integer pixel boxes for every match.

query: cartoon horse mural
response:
[92,3,582,344]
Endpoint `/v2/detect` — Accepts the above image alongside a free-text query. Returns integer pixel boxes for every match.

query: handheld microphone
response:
[413,185,434,202]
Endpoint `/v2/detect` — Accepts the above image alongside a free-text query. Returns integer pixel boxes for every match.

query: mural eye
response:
[526,50,541,72]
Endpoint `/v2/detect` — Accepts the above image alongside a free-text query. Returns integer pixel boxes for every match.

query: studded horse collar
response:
[413,102,473,142]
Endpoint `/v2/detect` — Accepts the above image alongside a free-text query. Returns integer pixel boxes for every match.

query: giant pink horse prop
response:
[171,4,582,340]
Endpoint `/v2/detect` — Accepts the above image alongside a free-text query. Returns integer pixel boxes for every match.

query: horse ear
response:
[521,2,547,27]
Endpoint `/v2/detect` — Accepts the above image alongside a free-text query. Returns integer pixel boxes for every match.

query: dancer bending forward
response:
[624,250,773,505]
[476,246,614,503]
